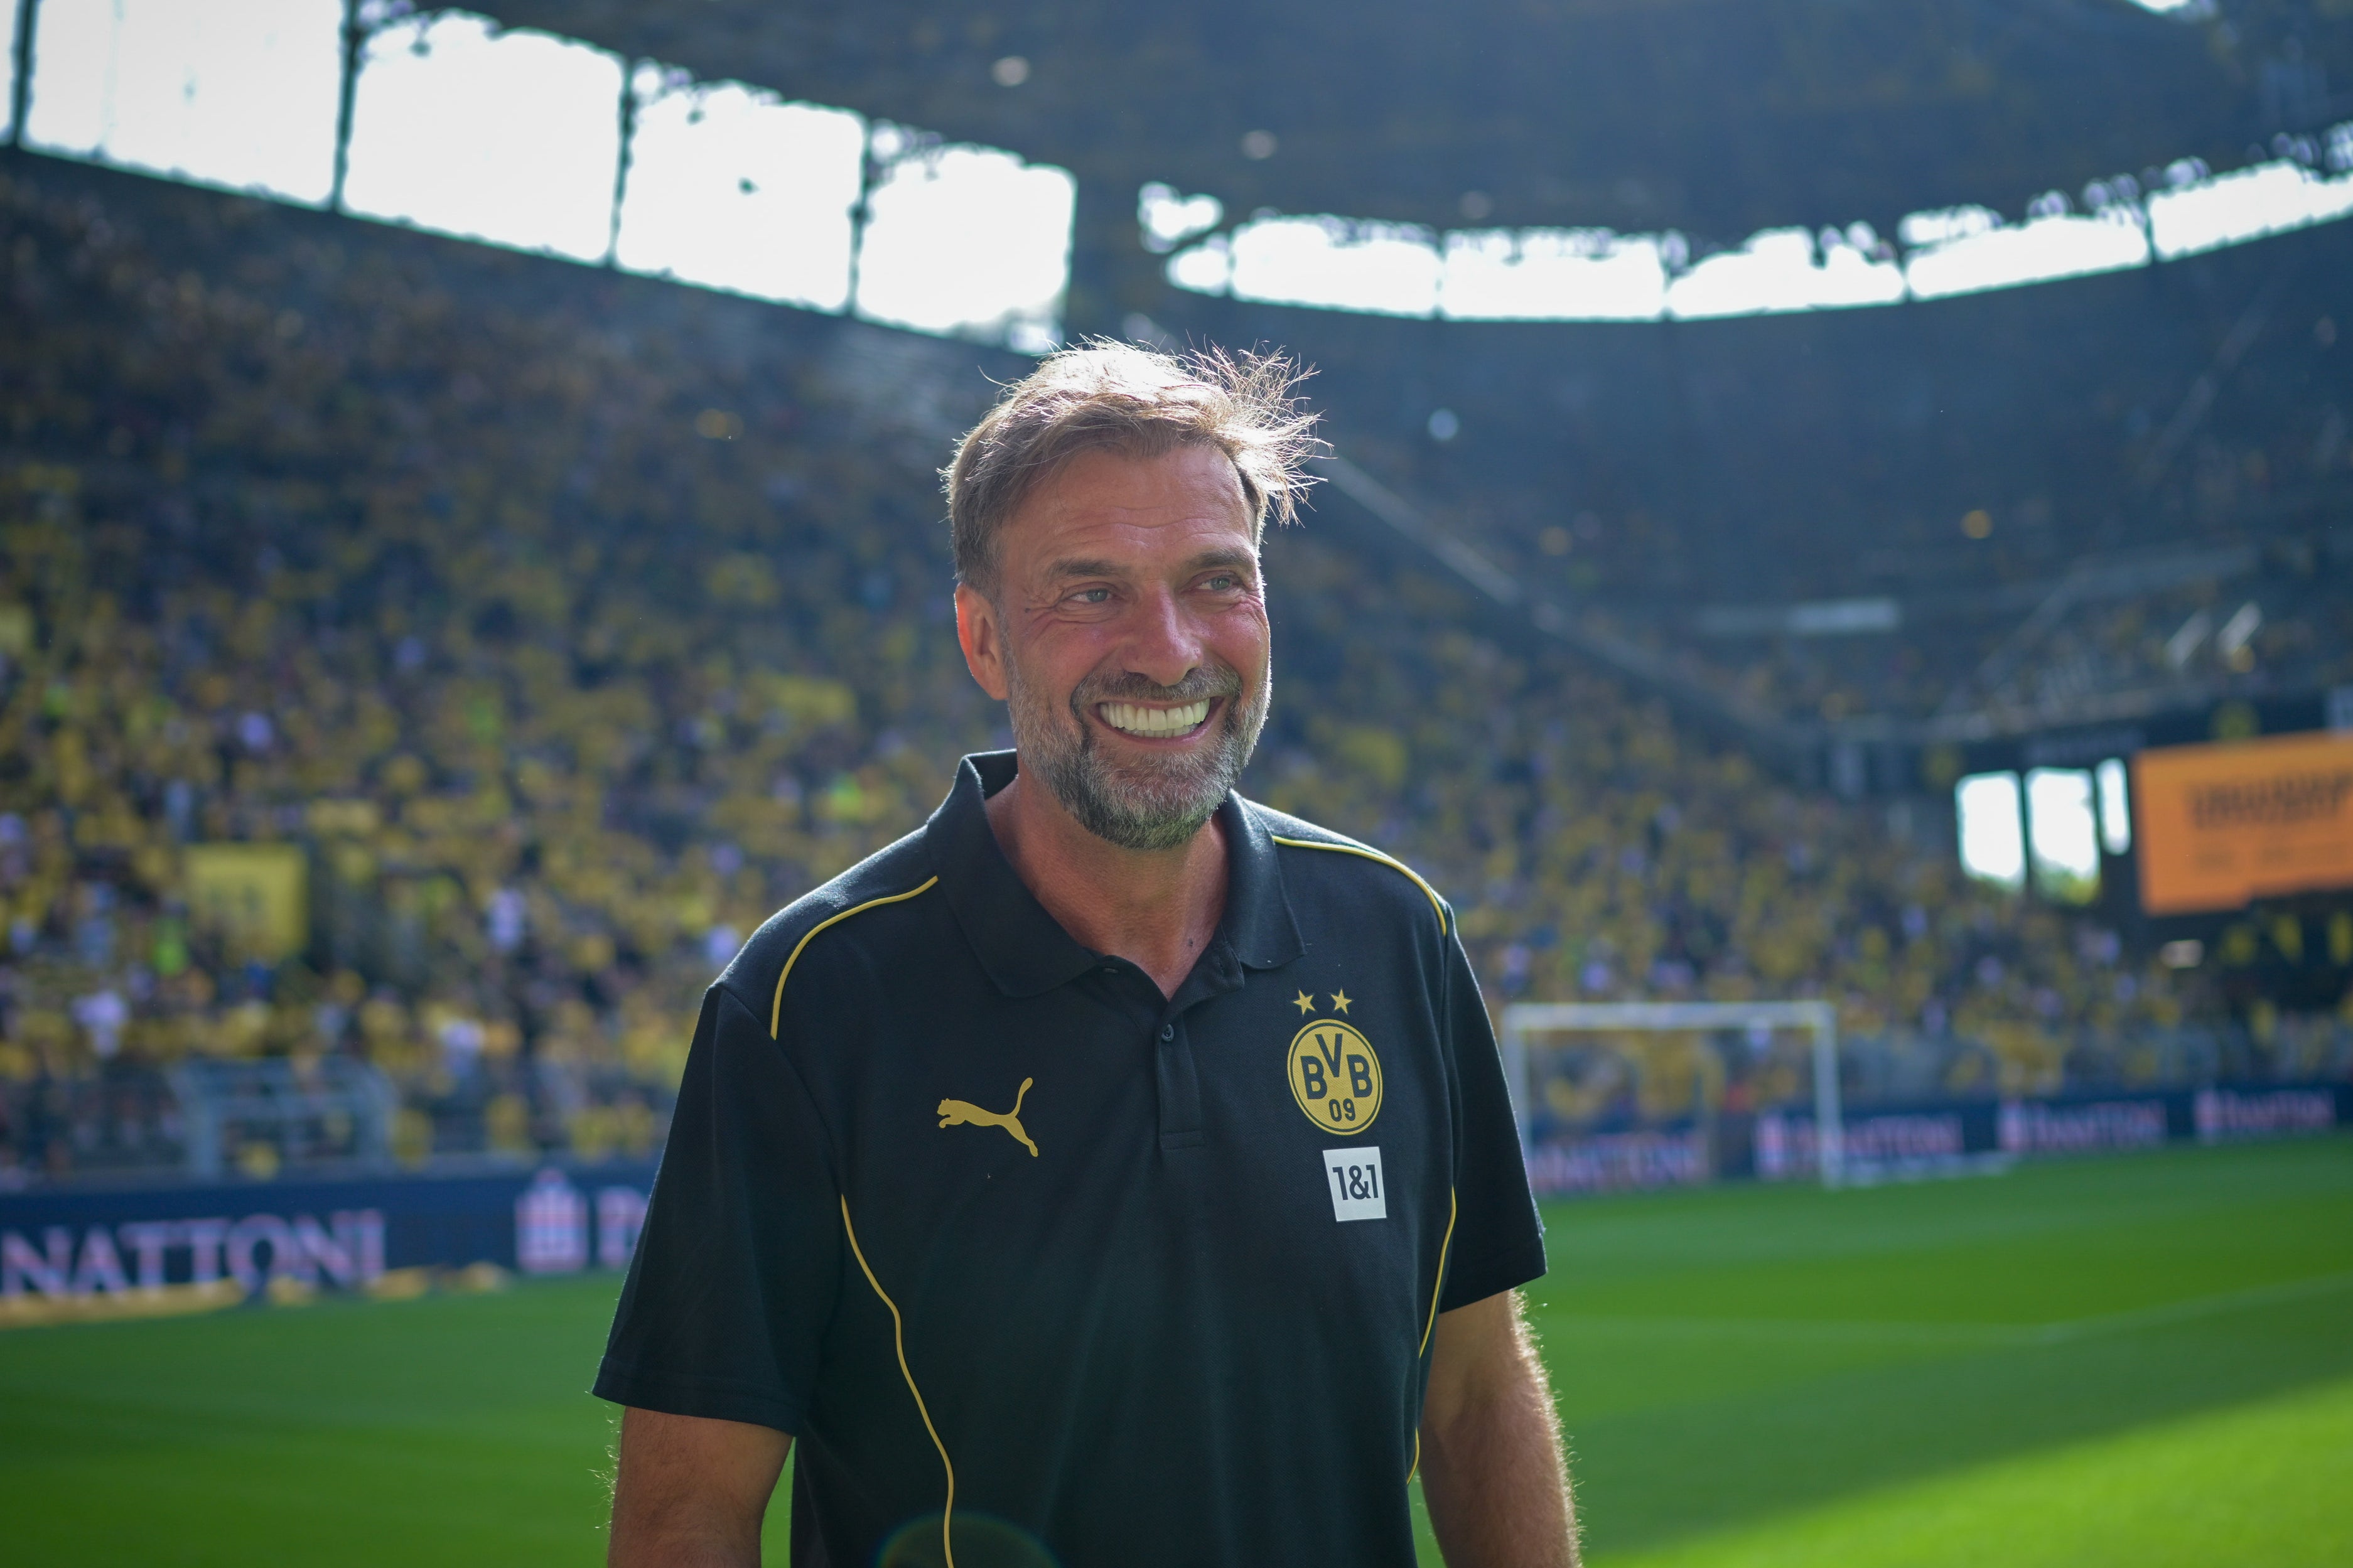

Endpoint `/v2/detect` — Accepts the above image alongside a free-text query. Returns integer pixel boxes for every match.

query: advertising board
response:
[1753,1105,1979,1180]
[0,1162,655,1313]
[1997,1096,2173,1155]
[2133,731,2353,914]
[1524,1127,1709,1195]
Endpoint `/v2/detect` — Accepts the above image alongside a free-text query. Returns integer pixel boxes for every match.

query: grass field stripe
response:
[2028,1267,2353,1344]
[1548,1314,2034,1346]
[1419,1189,1458,1359]
[1551,1270,2353,1349]
[1269,835,1449,933]
[770,878,939,1037]
[840,1196,956,1568]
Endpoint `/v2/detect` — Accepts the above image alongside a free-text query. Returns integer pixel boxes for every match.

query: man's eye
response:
[1203,574,1239,591]
[1070,588,1112,604]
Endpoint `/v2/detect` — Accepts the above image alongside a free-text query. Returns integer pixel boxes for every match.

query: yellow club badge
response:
[1287,1016,1382,1134]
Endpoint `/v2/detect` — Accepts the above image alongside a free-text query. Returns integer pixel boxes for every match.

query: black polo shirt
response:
[596,752,1544,1567]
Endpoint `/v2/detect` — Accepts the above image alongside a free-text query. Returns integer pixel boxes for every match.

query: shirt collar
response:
[927,751,1303,999]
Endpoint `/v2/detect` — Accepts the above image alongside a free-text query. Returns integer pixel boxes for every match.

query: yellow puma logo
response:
[937,1077,1038,1157]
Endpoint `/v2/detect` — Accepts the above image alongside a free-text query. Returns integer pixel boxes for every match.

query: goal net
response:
[1500,1001,1846,1193]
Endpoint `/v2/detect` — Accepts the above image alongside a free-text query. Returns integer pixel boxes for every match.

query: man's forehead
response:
[1013,447,1253,547]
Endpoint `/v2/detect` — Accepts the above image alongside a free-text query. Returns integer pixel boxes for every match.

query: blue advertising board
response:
[1,1162,657,1304]
[1524,1081,2350,1194]
[8,1080,2349,1297]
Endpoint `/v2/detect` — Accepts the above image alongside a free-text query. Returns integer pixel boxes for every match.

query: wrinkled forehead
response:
[999,446,1258,577]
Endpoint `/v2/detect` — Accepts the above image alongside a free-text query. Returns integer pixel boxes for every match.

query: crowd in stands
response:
[0,156,2343,1182]
[1287,222,2353,733]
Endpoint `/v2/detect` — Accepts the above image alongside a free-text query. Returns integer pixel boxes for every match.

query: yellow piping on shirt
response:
[1409,1188,1460,1481]
[842,1196,957,1568]
[770,878,939,1038]
[1269,836,1449,934]
[1421,1188,1458,1358]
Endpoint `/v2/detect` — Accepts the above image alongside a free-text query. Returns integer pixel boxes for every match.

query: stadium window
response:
[21,0,343,206]
[340,11,625,264]
[1664,227,1904,318]
[1226,214,1443,317]
[2025,768,2101,905]
[613,68,864,313]
[2095,758,2131,856]
[853,127,1075,353]
[1436,228,1668,321]
[2146,158,2353,259]
[1,0,21,142]
[1954,772,2026,893]
[1900,200,2151,301]
[1137,182,1222,254]
[1165,234,1233,294]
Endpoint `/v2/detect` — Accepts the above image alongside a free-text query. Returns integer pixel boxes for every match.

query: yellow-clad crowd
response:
[0,159,2325,1181]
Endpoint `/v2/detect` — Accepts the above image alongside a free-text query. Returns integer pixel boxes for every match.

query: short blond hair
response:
[942,340,1322,595]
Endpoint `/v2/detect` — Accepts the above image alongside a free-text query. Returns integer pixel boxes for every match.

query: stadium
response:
[0,0,2349,1562]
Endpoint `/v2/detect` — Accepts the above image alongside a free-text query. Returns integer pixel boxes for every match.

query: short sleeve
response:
[1435,930,1547,1311]
[593,984,843,1434]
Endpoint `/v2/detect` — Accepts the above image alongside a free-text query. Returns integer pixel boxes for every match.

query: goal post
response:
[1500,1000,1844,1189]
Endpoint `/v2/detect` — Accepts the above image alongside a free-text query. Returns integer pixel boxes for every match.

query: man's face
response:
[955,444,1272,851]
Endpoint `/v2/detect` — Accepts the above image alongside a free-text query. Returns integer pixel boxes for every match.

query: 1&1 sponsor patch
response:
[1321,1146,1386,1221]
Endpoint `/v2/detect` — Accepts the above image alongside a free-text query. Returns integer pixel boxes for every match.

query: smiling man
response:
[598,343,1576,1567]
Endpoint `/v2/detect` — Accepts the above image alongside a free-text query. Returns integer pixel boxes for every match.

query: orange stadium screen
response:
[2133,731,2353,915]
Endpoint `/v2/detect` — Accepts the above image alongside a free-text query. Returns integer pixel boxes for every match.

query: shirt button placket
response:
[1154,1014,1204,1151]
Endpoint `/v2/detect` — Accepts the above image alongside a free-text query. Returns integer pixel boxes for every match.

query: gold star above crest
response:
[1330,989,1353,1014]
[1293,991,1316,1015]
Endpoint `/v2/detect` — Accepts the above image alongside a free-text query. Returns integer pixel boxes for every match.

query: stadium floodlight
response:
[21,0,344,205]
[1501,1001,1844,1188]
[340,11,625,264]
[613,68,866,313]
[853,129,1076,353]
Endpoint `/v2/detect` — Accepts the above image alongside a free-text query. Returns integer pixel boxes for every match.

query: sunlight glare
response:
[23,0,342,205]
[1228,215,1443,317]
[1438,228,1669,321]
[853,134,1075,351]
[1956,773,2027,893]
[342,11,624,264]
[615,70,864,312]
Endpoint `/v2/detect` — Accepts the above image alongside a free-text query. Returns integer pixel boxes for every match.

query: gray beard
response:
[1006,658,1270,852]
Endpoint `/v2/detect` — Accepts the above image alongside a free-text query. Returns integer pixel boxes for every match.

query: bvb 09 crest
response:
[1287,1019,1382,1134]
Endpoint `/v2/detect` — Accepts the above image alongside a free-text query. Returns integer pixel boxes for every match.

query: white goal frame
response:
[1500,1001,1845,1188]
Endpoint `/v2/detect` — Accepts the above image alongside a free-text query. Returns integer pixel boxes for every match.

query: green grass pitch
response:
[2,1137,2347,1565]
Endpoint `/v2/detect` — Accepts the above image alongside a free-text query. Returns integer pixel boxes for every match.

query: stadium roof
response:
[495,0,2349,245]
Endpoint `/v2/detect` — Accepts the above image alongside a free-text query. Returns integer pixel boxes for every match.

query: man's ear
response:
[954,583,1011,702]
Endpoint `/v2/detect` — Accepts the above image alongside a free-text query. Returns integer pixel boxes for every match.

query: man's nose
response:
[1121,586,1205,689]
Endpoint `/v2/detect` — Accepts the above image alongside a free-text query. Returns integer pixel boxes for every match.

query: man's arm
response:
[609,1407,793,1567]
[1419,1288,1579,1568]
